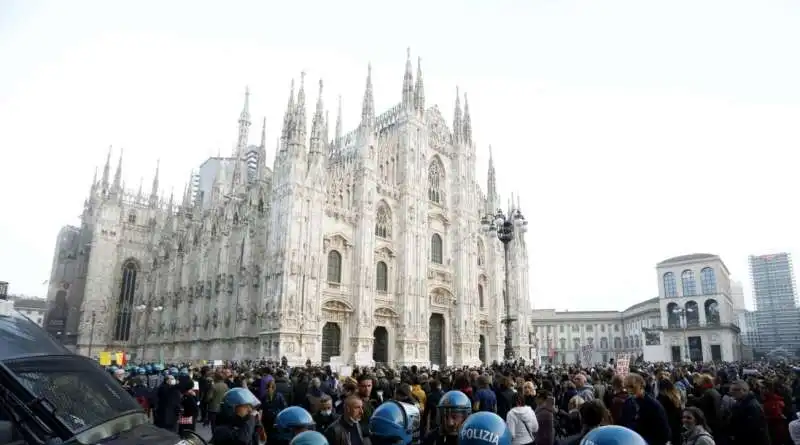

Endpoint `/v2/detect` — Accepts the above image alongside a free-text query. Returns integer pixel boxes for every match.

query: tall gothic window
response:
[430,234,443,264]
[428,158,444,204]
[478,284,485,308]
[375,204,391,238]
[376,261,388,292]
[113,260,138,341]
[327,250,342,283]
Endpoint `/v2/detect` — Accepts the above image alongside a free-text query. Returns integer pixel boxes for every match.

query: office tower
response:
[748,253,800,354]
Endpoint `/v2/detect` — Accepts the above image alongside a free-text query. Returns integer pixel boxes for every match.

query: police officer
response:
[422,390,472,445]
[370,400,421,445]
[577,425,647,445]
[459,412,511,445]
[211,388,261,445]
[291,430,330,445]
[273,406,316,445]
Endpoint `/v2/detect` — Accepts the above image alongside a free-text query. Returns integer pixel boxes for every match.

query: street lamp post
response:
[88,311,97,358]
[135,304,164,361]
[672,307,695,362]
[481,208,527,361]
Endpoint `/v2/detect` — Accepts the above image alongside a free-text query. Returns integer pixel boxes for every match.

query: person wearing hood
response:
[153,374,183,432]
[260,376,287,441]
[506,393,538,445]
[178,375,199,435]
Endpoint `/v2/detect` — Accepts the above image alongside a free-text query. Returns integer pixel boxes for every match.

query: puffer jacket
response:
[506,405,538,445]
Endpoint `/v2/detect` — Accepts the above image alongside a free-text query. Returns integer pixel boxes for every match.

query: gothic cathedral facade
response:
[57,51,532,366]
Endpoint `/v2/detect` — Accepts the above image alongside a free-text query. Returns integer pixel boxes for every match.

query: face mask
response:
[321,410,333,416]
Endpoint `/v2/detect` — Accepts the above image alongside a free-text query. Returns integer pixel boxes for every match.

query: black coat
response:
[154,383,182,428]
[728,394,769,445]
[620,393,671,445]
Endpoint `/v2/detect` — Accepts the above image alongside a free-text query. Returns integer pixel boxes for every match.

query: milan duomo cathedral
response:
[49,50,532,366]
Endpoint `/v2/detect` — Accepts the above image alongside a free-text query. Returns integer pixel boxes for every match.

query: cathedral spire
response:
[292,72,307,145]
[149,160,160,207]
[256,121,268,182]
[361,63,375,128]
[324,109,330,151]
[309,79,325,156]
[236,86,252,152]
[232,87,252,189]
[136,177,144,201]
[90,166,98,196]
[414,56,425,114]
[111,148,123,195]
[164,188,175,229]
[259,116,266,149]
[335,94,343,147]
[280,79,295,152]
[182,175,193,210]
[487,145,497,213]
[463,92,472,145]
[101,146,112,193]
[453,87,463,145]
[402,47,414,112]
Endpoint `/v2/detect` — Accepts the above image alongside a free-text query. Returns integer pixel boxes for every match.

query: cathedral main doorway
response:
[429,314,445,366]
[373,326,389,364]
[479,335,487,364]
[321,322,341,362]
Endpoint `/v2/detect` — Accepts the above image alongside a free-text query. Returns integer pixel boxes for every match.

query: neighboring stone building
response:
[47,50,532,366]
[655,253,742,362]
[11,296,47,326]
[530,297,660,365]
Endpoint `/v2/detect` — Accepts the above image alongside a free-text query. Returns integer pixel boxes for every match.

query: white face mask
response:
[321,409,333,416]
[167,379,177,386]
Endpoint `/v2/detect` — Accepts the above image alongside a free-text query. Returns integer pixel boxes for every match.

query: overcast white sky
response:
[1,0,799,311]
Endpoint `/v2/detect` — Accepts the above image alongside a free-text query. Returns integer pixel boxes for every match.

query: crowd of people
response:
[109,359,800,445]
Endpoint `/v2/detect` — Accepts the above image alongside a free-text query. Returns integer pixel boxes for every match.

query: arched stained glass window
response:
[430,234,443,264]
[327,250,342,283]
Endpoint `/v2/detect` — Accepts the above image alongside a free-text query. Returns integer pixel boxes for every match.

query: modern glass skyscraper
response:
[748,252,800,355]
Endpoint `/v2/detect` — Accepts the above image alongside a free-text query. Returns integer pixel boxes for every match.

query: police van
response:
[0,299,206,445]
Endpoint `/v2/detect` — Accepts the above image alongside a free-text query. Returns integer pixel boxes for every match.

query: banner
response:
[99,352,111,366]
[581,344,593,364]
[615,353,630,377]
